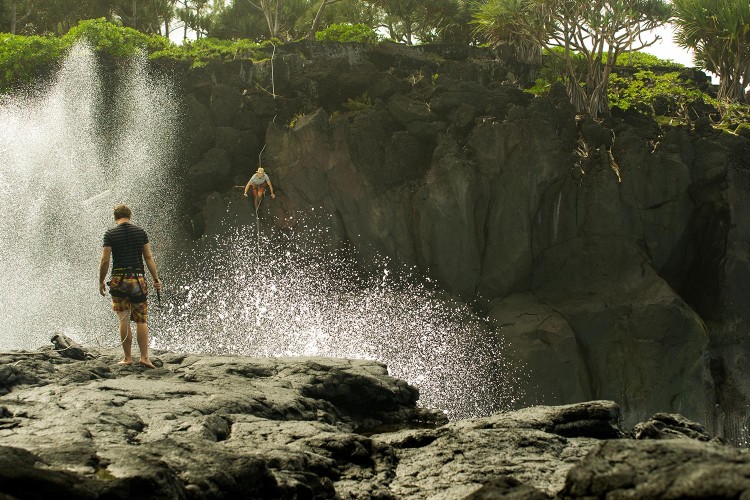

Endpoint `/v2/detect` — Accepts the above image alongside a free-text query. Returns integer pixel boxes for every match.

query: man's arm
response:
[142,243,162,291]
[99,247,111,296]
[267,178,275,198]
[243,177,253,197]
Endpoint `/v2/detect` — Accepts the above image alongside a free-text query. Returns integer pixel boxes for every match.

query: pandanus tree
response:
[673,0,750,104]
[473,0,672,118]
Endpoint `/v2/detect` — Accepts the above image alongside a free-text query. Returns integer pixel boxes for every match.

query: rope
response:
[255,191,263,256]
[270,42,276,98]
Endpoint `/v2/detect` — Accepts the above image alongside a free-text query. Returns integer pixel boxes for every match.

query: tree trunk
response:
[11,0,17,34]
[274,0,281,38]
[132,0,138,30]
[308,0,328,41]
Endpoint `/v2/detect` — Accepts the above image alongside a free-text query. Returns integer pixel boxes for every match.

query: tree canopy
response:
[473,0,672,117]
[2,0,749,116]
[673,0,750,103]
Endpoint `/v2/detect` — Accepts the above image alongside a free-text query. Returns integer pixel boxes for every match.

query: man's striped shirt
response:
[102,222,149,274]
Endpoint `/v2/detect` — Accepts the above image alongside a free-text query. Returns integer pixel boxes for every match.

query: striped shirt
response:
[103,222,149,274]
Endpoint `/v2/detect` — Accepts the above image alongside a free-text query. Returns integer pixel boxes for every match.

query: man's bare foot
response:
[118,358,133,366]
[138,358,156,369]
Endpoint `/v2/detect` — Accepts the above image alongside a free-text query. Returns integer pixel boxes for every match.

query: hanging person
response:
[243,166,275,212]
[98,204,162,368]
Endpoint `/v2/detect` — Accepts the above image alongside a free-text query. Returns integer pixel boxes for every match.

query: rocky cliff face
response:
[176,41,750,444]
[1,346,748,499]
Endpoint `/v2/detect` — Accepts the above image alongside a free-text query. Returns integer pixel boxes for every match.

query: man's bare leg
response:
[118,310,133,365]
[135,322,155,368]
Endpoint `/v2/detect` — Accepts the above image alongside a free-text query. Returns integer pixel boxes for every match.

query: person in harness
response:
[243,166,275,211]
[98,204,162,368]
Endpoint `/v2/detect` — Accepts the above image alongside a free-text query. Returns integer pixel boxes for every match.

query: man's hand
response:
[99,281,107,296]
[243,193,248,197]
[154,279,163,291]
[271,193,276,199]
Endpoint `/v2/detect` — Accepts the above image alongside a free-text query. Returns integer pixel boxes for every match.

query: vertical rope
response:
[255,192,263,258]
[270,42,277,99]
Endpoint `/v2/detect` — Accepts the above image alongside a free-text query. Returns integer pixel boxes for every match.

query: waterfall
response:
[0,43,180,350]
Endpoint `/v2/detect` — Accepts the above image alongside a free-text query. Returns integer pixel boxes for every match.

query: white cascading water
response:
[0,43,525,420]
[0,43,179,351]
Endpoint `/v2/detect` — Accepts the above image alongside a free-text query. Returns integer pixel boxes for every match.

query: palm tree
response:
[673,0,750,103]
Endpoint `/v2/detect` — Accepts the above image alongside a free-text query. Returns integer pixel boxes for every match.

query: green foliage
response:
[151,37,266,68]
[0,18,277,91]
[672,0,750,103]
[315,23,379,43]
[0,33,65,93]
[525,47,586,95]
[209,0,309,41]
[343,92,373,112]
[1,19,173,92]
[736,123,750,139]
[607,70,710,120]
[474,0,673,117]
[612,51,684,69]
[368,0,465,45]
[62,18,169,57]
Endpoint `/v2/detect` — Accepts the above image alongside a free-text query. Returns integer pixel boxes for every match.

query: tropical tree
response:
[366,0,461,45]
[2,0,36,34]
[473,0,672,118]
[173,0,220,39]
[3,0,115,35]
[152,0,178,36]
[673,0,750,103]
[308,0,346,40]
[244,0,283,38]
[109,0,166,33]
[436,0,478,45]
[295,0,379,38]
[210,0,309,40]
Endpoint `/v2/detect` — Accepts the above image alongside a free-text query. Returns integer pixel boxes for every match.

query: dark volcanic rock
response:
[633,412,713,441]
[562,439,750,499]
[175,42,749,444]
[1,347,748,499]
[0,346,444,498]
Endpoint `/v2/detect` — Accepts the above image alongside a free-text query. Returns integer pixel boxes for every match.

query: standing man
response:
[243,166,275,211]
[99,204,162,368]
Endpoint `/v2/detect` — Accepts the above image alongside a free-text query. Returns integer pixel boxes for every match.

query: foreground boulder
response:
[0,345,748,499]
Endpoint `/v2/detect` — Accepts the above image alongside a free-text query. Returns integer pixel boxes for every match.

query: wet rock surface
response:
[1,343,748,499]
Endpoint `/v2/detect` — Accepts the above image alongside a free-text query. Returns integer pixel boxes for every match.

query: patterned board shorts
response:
[109,275,149,323]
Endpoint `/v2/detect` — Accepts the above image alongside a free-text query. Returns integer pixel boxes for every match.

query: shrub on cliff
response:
[62,18,169,57]
[150,37,269,68]
[0,34,65,93]
[608,70,713,119]
[314,23,379,44]
[0,18,169,93]
[0,19,276,91]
